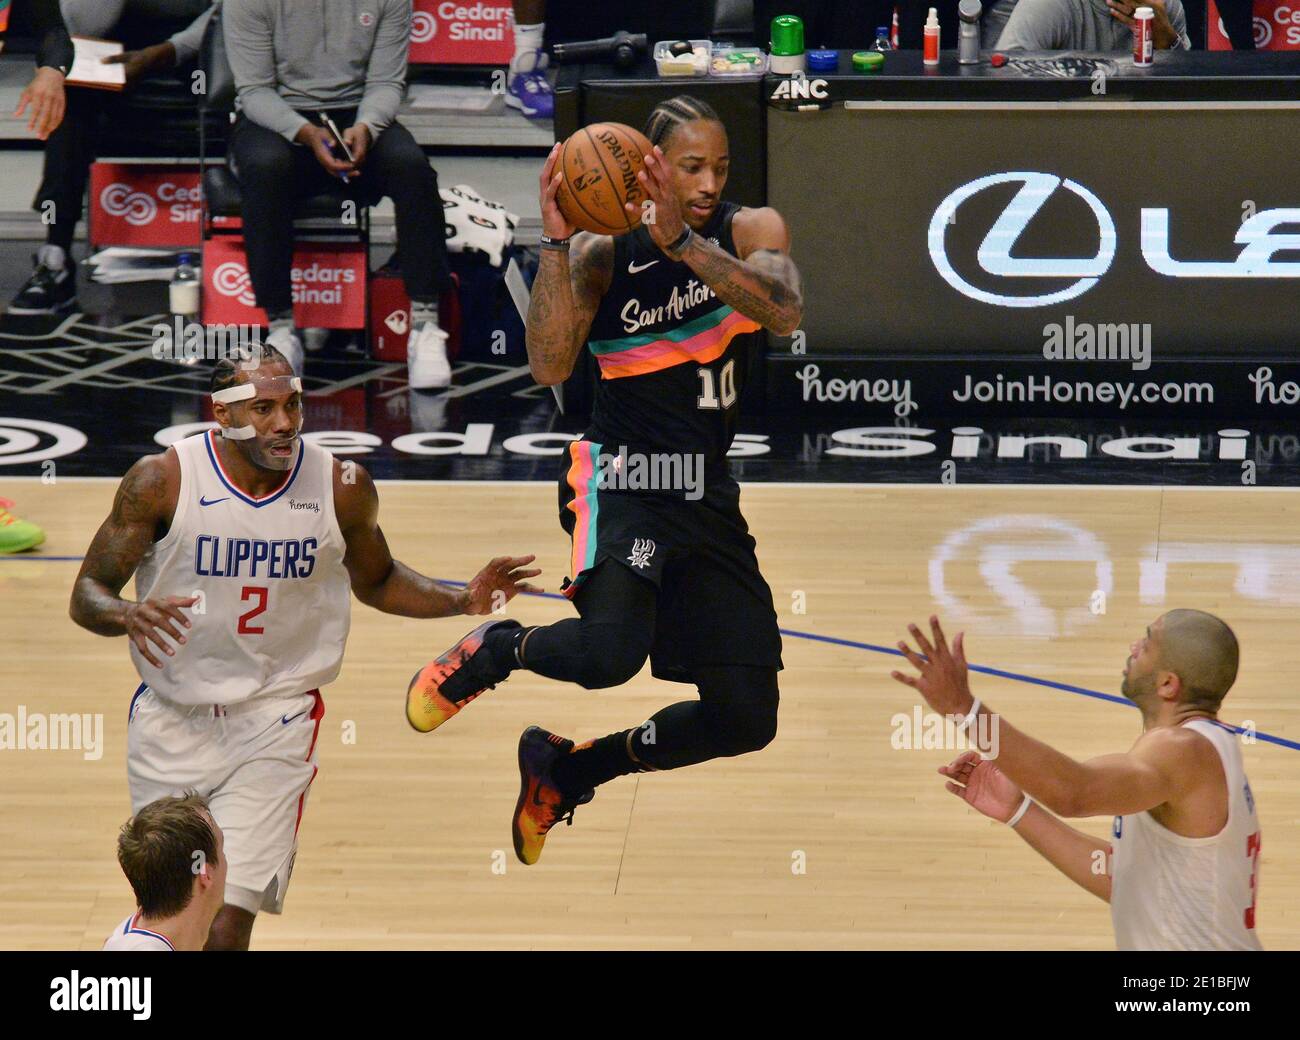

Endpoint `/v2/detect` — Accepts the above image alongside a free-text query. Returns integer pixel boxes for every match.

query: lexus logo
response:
[213,261,257,306]
[411,11,436,43]
[100,183,158,227]
[929,172,1116,309]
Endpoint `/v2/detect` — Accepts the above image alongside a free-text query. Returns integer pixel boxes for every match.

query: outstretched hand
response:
[462,555,541,615]
[890,615,975,716]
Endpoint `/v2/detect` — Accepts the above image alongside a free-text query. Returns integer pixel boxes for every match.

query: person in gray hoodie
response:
[223,0,454,387]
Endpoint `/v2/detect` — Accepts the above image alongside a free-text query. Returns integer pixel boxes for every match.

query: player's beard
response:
[1121,663,1155,704]
[247,433,298,472]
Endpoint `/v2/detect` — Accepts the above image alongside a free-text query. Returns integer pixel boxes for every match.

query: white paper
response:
[69,37,126,89]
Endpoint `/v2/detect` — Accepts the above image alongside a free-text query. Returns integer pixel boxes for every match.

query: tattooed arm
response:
[526,142,613,386]
[678,206,803,337]
[70,451,196,668]
[525,232,613,386]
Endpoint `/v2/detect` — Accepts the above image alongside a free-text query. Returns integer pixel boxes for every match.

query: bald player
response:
[892,611,1262,951]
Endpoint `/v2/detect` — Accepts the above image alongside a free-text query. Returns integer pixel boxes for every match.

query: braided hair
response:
[209,343,293,395]
[643,95,722,150]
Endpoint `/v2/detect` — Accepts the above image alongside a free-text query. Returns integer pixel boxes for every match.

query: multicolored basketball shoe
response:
[0,499,45,554]
[405,619,521,733]
[512,726,595,866]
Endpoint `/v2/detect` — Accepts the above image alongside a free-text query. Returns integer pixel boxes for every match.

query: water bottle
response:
[873,26,892,52]
[170,252,199,318]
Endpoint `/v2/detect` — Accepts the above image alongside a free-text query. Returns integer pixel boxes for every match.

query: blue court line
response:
[11,554,1297,752]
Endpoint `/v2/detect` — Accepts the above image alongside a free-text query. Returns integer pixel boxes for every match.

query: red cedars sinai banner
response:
[89,164,203,247]
[409,0,513,64]
[1208,0,1300,48]
[202,237,367,330]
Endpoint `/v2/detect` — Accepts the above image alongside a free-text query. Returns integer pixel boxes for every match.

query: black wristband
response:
[540,234,572,251]
[664,225,693,258]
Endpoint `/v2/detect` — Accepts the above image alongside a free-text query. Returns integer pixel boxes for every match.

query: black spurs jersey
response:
[582,201,763,471]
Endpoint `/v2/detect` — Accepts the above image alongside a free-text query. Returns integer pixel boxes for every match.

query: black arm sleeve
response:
[31,0,76,73]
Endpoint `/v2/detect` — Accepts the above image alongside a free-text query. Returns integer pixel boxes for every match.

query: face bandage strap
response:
[211,376,303,440]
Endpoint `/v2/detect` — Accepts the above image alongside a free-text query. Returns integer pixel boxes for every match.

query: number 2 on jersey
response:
[697,358,737,410]
[237,585,268,634]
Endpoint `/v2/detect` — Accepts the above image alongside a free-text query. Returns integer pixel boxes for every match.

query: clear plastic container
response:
[654,39,711,77]
[169,252,200,318]
[708,45,769,77]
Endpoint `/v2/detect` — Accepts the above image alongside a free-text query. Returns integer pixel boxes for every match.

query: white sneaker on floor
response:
[407,320,451,390]
[265,324,304,375]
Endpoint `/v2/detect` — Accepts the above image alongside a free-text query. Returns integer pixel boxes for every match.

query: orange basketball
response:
[555,122,653,236]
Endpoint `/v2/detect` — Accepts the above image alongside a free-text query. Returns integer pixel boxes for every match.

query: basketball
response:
[555,122,653,236]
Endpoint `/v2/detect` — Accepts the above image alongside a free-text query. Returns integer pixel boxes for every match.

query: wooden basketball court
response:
[2,478,1296,949]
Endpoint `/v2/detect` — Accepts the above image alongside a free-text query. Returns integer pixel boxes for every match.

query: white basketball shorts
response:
[126,684,324,915]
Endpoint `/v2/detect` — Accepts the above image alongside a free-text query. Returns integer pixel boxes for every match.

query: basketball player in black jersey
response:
[406,96,803,865]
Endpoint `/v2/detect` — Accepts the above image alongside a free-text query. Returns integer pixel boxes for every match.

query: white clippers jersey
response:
[130,431,350,706]
[1110,719,1263,951]
[102,912,174,951]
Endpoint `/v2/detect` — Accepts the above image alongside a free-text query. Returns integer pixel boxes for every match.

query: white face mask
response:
[210,375,303,440]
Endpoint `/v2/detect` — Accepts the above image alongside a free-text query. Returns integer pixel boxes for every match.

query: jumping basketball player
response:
[892,611,1263,950]
[71,347,541,949]
[103,792,226,951]
[405,96,803,865]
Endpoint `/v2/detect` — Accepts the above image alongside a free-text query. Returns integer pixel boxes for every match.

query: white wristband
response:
[956,697,982,732]
[1007,793,1032,828]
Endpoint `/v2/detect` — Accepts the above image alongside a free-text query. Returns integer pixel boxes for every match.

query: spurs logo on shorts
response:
[628,538,656,569]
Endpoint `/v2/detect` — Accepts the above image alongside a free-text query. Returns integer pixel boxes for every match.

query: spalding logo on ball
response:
[555,122,653,236]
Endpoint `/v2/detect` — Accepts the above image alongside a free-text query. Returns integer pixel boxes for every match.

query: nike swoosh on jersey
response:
[627,259,659,274]
[199,496,229,507]
[281,710,308,725]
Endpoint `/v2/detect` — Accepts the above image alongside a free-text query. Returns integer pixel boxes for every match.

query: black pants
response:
[523,561,780,773]
[32,2,203,252]
[228,109,453,313]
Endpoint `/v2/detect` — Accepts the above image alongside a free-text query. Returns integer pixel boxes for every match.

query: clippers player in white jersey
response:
[103,792,226,952]
[892,611,1263,950]
[72,347,542,950]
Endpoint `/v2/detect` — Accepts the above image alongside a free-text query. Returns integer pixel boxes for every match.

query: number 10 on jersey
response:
[697,358,737,410]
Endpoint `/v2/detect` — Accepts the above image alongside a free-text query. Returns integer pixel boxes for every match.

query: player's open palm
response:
[891,616,974,716]
[940,751,1023,823]
[124,595,197,668]
[463,555,542,615]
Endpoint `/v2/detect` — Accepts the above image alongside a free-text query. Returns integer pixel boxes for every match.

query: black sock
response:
[552,730,639,798]
[484,622,533,675]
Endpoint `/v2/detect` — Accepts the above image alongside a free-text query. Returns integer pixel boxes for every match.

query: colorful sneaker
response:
[405,619,521,733]
[512,726,595,866]
[0,499,45,554]
[505,50,554,119]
